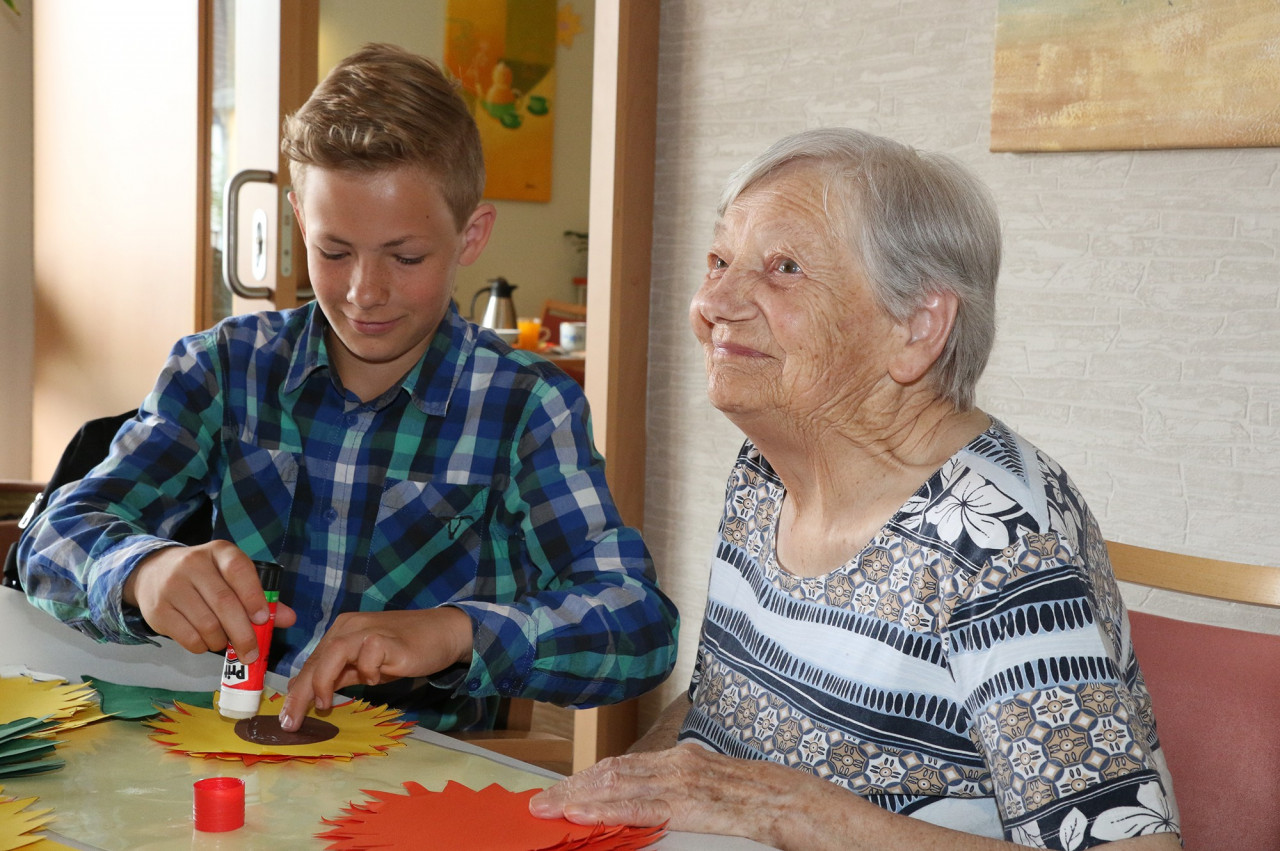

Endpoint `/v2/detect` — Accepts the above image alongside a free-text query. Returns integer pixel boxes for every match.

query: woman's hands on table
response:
[529,745,1183,851]
[529,744,825,845]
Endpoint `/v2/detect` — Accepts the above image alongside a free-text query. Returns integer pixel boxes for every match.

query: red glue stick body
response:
[218,560,282,719]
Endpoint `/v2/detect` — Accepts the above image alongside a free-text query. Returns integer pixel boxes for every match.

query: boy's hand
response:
[123,541,297,664]
[278,607,474,731]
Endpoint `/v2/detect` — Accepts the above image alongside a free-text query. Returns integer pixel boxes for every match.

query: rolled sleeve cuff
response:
[445,600,537,698]
[87,537,184,644]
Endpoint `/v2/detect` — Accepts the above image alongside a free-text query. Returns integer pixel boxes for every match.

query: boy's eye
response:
[318,249,347,261]
[395,255,426,266]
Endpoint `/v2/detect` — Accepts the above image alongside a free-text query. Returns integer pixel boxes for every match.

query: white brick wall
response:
[641,0,1280,722]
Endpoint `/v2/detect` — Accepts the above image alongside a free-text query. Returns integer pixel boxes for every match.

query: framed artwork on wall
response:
[445,0,558,201]
[991,0,1280,152]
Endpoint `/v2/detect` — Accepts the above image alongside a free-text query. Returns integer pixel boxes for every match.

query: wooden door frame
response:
[574,1,660,772]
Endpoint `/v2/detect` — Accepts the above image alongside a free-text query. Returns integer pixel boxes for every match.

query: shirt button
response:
[324,507,338,523]
[467,679,481,691]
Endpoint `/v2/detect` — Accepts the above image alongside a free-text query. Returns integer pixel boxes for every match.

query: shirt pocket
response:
[217,438,300,561]
[363,479,493,609]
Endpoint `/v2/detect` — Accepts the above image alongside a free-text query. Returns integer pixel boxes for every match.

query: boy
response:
[18,44,678,733]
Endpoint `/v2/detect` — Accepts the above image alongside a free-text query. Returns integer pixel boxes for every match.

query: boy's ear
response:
[458,203,497,266]
[288,191,307,239]
[888,289,958,386]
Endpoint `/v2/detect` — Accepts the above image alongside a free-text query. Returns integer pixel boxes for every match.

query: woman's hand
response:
[529,745,1184,851]
[123,541,297,662]
[529,744,830,844]
[278,606,473,731]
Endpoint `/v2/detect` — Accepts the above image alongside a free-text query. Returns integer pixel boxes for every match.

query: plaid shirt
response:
[20,302,678,729]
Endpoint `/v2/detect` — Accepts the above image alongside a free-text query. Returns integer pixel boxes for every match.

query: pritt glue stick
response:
[218,560,282,719]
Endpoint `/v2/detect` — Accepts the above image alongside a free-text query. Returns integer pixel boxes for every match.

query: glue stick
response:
[218,560,282,719]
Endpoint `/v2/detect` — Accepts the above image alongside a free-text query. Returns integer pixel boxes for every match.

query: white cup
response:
[560,321,587,352]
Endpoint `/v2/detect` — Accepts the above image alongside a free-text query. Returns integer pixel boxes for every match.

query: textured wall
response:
[641,0,1280,721]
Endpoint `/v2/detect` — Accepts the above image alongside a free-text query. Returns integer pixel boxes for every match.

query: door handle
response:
[222,169,275,299]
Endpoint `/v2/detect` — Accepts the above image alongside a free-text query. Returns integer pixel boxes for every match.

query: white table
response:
[0,587,766,850]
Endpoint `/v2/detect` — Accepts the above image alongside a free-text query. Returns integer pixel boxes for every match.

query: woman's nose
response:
[691,264,755,326]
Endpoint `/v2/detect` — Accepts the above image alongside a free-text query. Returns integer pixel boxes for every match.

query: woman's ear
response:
[888,289,958,385]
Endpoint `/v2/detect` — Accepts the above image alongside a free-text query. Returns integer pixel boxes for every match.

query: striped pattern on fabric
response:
[677,425,1178,848]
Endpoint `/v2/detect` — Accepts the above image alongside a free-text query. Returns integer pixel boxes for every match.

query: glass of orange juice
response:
[516,318,550,350]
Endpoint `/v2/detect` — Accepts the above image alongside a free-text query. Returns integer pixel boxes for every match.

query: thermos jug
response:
[469,277,519,330]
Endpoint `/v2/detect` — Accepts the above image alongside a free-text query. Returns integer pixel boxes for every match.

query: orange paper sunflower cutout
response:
[318,781,665,851]
[146,692,412,766]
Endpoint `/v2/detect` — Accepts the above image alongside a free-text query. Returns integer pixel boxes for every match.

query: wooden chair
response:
[449,698,574,776]
[539,299,587,350]
[1107,540,1280,851]
[1,480,45,589]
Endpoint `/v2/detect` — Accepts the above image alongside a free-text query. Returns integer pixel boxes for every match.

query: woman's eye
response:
[708,254,728,272]
[318,249,347,261]
[777,258,801,274]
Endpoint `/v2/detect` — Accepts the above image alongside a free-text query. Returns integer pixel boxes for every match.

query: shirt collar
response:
[404,301,476,416]
[281,301,476,417]
[282,302,330,394]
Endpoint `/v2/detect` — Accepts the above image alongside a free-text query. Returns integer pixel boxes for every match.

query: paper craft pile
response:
[0,676,107,778]
[318,781,665,850]
[146,692,414,765]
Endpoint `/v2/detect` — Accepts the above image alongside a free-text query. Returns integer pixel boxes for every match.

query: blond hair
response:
[281,43,484,231]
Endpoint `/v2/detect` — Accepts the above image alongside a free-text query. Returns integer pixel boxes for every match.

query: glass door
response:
[204,0,316,325]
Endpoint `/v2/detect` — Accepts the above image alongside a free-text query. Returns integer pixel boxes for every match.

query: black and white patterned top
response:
[678,419,1179,848]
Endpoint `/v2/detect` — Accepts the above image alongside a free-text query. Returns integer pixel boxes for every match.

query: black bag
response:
[2,410,212,590]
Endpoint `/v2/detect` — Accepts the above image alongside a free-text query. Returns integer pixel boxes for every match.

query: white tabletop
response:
[0,587,766,850]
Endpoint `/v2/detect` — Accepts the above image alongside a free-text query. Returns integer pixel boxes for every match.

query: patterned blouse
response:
[678,420,1179,848]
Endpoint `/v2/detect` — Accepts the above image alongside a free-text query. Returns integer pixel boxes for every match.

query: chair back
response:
[1107,541,1280,851]
[539,299,587,350]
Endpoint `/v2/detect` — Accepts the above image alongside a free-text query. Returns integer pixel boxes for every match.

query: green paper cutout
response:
[82,675,216,719]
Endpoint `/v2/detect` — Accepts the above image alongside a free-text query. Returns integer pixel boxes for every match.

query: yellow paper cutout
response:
[0,679,98,729]
[146,692,413,766]
[0,787,54,851]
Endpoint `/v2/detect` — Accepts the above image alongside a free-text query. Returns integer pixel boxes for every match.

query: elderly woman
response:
[531,128,1180,850]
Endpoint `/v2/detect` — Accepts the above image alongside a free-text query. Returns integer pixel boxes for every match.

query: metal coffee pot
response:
[469,277,519,330]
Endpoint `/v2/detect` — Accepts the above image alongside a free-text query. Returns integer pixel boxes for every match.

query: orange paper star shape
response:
[318,781,665,851]
[146,693,412,766]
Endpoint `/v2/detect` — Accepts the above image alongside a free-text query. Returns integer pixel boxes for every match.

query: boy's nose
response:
[347,264,389,309]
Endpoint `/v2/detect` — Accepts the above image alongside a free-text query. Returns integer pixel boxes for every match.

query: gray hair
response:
[718,127,1000,411]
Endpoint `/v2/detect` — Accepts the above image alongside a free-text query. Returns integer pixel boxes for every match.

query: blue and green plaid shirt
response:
[20,302,678,729]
